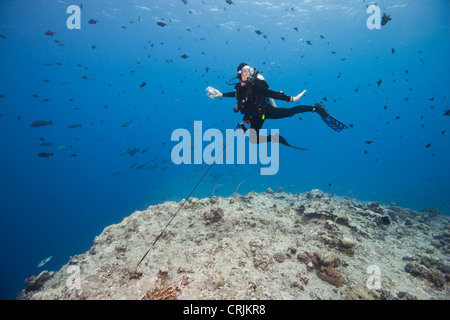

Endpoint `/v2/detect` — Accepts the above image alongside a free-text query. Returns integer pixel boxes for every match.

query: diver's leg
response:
[264,104,314,119]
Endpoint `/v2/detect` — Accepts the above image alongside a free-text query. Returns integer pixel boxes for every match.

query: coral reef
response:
[17,189,450,300]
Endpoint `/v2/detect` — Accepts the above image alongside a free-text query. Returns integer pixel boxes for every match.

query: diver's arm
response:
[221,91,235,98]
[255,83,306,102]
[206,86,235,99]
[266,89,306,102]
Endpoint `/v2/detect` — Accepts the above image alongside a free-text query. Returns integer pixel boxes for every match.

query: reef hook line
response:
[135,128,239,269]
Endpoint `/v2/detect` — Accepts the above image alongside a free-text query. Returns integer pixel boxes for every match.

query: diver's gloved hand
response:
[291,89,307,102]
[206,86,221,99]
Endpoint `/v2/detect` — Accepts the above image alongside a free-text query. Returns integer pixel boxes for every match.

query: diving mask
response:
[239,65,255,78]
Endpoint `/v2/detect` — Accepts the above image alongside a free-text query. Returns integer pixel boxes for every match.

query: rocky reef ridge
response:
[18,189,450,300]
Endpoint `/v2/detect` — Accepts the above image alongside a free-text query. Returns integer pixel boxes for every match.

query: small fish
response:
[44,30,55,36]
[381,13,391,26]
[40,142,54,147]
[30,120,53,127]
[0,94,5,98]
[81,76,88,80]
[67,124,82,128]
[425,143,431,148]
[140,82,146,88]
[121,120,132,127]
[157,21,166,27]
[391,48,395,54]
[293,27,299,32]
[56,145,72,152]
[365,140,374,145]
[306,40,312,45]
[70,154,77,157]
[443,109,450,116]
[88,19,98,24]
[377,79,382,87]
[182,0,188,5]
[0,34,6,39]
[37,254,54,267]
[38,152,53,158]
[180,54,188,59]
[255,30,263,35]
[226,0,233,4]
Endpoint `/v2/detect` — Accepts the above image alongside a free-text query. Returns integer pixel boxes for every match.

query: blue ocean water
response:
[0,0,449,299]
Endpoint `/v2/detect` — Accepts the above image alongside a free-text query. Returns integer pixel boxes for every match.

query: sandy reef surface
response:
[18,189,450,300]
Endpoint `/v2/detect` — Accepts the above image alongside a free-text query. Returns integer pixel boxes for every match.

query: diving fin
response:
[314,103,348,132]
[272,133,307,151]
[321,114,349,132]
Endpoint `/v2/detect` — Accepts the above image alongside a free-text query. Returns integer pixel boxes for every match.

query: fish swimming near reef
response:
[37,254,54,268]
[56,145,72,152]
[38,152,53,158]
[67,123,82,128]
[381,13,391,26]
[31,120,53,127]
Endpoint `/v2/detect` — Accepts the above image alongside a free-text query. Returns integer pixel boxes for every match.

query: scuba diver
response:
[206,62,348,150]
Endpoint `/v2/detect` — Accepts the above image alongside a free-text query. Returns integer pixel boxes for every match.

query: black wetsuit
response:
[222,78,314,149]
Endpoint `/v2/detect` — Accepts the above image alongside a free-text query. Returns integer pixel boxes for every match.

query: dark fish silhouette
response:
[381,13,391,26]
[443,109,450,116]
[293,27,299,32]
[44,30,55,36]
[157,22,166,27]
[226,0,233,4]
[377,79,382,87]
[0,94,5,98]
[425,143,431,148]
[38,152,53,158]
[140,82,146,88]
[88,19,98,24]
[67,123,82,128]
[31,120,53,127]
[365,140,374,145]
[40,142,54,147]
[306,40,312,45]
[180,54,188,59]
[255,30,263,35]
[181,0,187,4]
[0,34,6,39]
